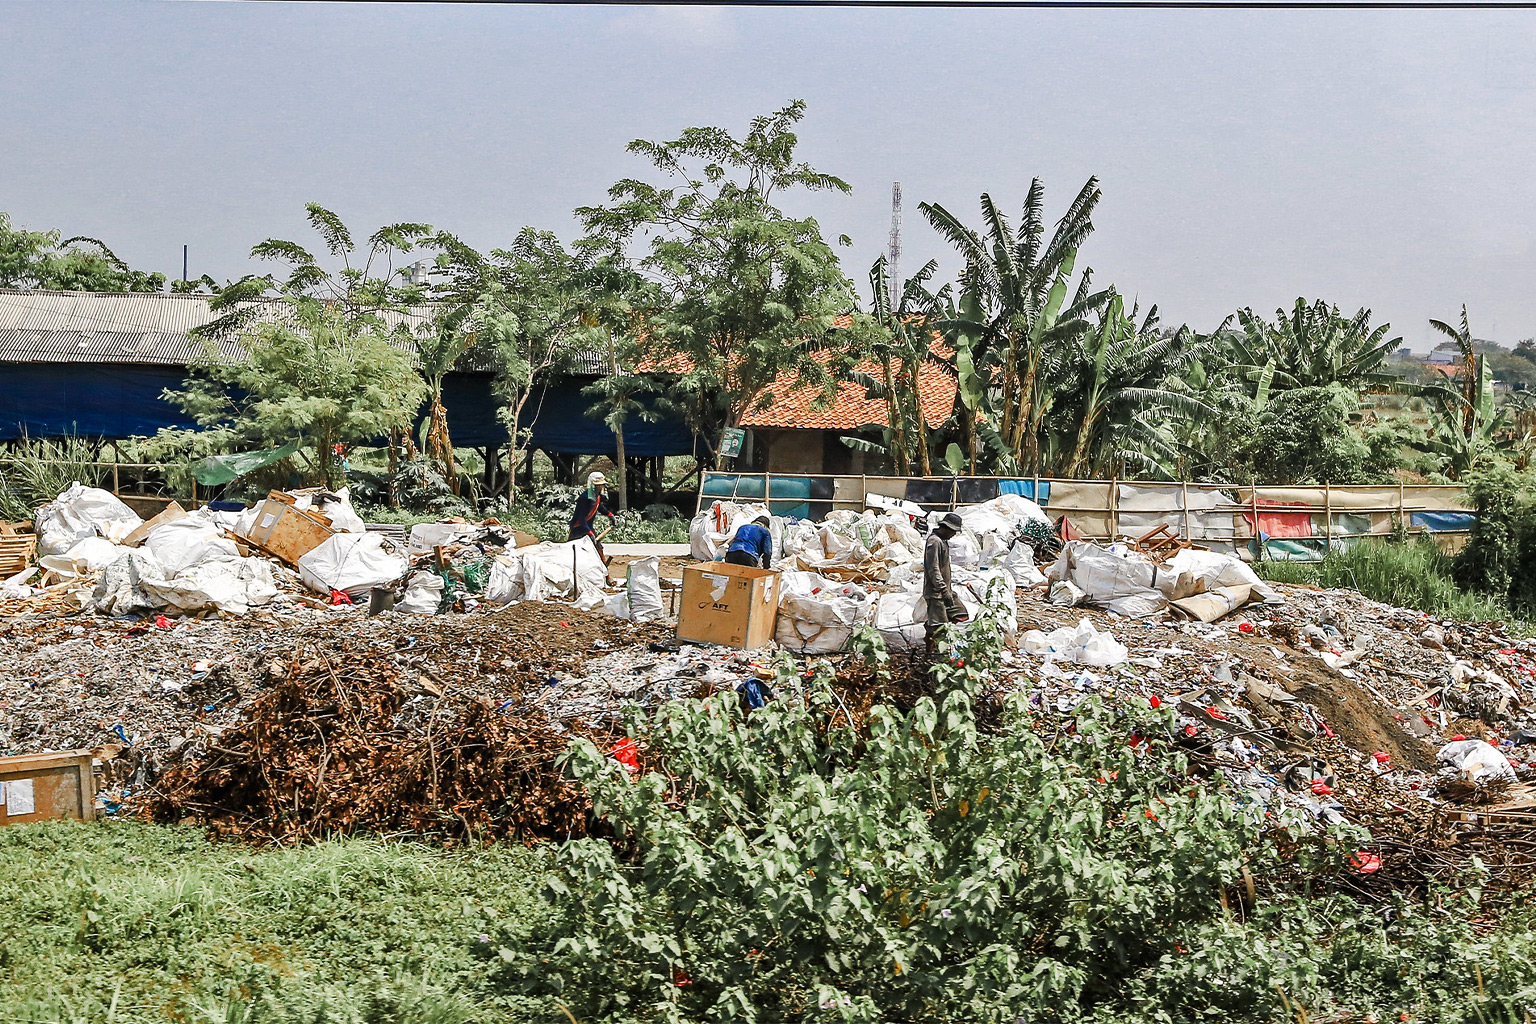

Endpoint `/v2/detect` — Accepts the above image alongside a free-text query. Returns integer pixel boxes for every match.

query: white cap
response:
[588,471,606,486]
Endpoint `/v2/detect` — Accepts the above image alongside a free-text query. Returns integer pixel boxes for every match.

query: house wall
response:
[754,428,885,476]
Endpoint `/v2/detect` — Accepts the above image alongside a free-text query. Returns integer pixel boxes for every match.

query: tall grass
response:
[1257,536,1518,624]
[0,434,110,521]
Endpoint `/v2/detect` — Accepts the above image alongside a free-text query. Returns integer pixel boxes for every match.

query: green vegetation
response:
[1256,536,1519,624]
[0,211,167,293]
[0,821,549,1023]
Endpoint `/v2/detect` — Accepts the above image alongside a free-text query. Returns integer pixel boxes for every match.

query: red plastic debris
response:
[610,738,640,773]
[1206,706,1226,720]
[329,589,352,606]
[559,621,571,628]
[153,614,171,629]
[1320,721,1337,739]
[1311,780,1334,796]
[1148,695,1161,709]
[1450,734,1467,742]
[673,967,693,988]
[1350,851,1382,874]
[1145,809,1158,820]
[1373,752,1391,763]
[1237,622,1255,634]
[1184,724,1198,736]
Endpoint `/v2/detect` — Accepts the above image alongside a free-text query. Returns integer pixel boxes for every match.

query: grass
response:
[0,820,552,1024]
[1256,536,1521,625]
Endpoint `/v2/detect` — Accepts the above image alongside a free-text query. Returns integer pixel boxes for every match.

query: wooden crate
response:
[0,523,35,576]
[242,496,336,565]
[0,749,96,826]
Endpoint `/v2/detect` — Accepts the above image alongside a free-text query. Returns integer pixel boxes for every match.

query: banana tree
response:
[1050,294,1217,479]
[920,178,1111,474]
[840,257,952,475]
[1419,307,1508,478]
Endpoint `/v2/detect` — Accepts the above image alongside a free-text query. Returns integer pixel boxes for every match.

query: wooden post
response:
[1112,477,1121,542]
[1399,480,1407,537]
[763,472,772,514]
[949,476,958,512]
[1180,480,1190,542]
[111,442,120,496]
[1324,481,1332,556]
[1250,477,1260,560]
[861,474,868,509]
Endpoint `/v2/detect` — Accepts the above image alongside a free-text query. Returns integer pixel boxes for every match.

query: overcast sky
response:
[4,2,1535,350]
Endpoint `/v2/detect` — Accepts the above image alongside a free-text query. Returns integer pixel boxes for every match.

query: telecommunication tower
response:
[888,181,902,312]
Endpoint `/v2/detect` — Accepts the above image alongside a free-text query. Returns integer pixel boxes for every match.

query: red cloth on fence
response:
[1244,500,1313,538]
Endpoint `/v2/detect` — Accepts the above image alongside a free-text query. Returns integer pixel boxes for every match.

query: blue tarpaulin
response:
[1411,511,1476,533]
[0,365,696,456]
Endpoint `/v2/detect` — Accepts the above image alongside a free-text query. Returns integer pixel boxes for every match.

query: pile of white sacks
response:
[28,483,283,615]
[27,482,415,616]
[692,495,1051,654]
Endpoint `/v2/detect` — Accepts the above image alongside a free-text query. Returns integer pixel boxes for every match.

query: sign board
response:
[719,428,746,459]
[677,561,779,649]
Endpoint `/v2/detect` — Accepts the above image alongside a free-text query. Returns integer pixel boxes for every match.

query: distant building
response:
[0,289,692,466]
[737,349,957,475]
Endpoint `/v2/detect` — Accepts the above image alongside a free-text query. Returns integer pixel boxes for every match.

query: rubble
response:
[5,484,1536,890]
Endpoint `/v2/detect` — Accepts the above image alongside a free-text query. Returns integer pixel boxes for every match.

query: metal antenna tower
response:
[887,181,902,312]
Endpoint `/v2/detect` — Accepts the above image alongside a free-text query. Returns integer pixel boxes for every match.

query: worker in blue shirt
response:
[569,471,615,562]
[724,513,773,569]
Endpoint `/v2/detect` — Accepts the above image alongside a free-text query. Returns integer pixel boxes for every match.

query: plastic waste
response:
[1438,739,1518,783]
[34,482,142,555]
[398,570,445,614]
[1021,618,1129,667]
[776,571,875,654]
[625,556,666,623]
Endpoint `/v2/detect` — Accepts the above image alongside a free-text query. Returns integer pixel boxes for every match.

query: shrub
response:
[505,615,1360,1022]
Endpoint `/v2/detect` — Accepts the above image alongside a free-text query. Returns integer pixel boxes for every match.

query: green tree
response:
[431,229,590,497]
[1418,307,1509,479]
[1232,384,1373,485]
[0,211,167,292]
[171,205,432,485]
[577,101,854,461]
[1229,299,1401,395]
[921,178,1107,474]
[576,258,662,511]
[169,304,426,487]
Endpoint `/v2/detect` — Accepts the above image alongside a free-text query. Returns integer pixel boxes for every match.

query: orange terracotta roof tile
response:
[740,353,956,431]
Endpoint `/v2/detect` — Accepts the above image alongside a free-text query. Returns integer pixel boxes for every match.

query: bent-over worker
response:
[924,512,969,655]
[724,514,773,569]
[569,471,615,562]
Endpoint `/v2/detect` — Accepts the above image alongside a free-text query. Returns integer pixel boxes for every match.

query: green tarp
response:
[193,441,300,487]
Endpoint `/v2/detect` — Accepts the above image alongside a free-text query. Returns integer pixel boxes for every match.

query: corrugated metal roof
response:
[0,289,605,374]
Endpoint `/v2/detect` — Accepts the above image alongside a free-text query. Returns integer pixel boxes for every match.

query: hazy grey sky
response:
[4,1,1535,349]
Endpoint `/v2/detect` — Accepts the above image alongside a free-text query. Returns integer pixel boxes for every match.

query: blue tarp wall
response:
[0,364,695,456]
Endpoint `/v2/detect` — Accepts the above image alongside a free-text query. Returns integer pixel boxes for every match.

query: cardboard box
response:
[0,749,96,826]
[122,500,187,548]
[242,495,336,565]
[677,562,780,649]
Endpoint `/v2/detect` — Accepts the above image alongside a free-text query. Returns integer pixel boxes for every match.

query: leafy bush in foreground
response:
[508,615,1536,1023]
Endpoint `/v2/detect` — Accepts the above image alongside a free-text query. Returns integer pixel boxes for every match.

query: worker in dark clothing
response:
[569,471,615,562]
[724,514,773,569]
[924,512,969,656]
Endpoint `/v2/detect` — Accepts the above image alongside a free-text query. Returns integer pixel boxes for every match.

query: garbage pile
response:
[694,495,1049,654]
[992,579,1536,888]
[1,483,671,625]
